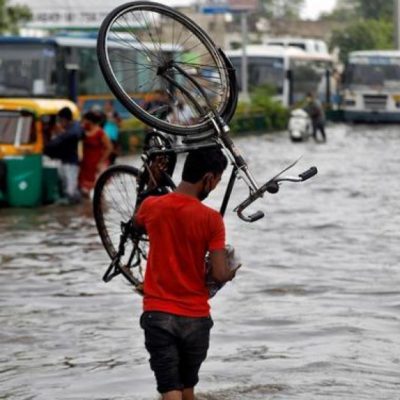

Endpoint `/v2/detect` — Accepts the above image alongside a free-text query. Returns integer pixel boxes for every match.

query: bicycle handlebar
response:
[234,166,318,223]
[299,166,318,181]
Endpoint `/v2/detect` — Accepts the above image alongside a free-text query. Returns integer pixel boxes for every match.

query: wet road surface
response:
[1,124,400,399]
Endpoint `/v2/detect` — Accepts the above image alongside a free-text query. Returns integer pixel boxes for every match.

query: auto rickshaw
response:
[0,99,80,207]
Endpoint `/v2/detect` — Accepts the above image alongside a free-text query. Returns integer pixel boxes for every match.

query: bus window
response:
[288,43,306,51]
[77,47,111,95]
[291,59,329,103]
[344,63,400,88]
[231,56,285,94]
[0,45,57,96]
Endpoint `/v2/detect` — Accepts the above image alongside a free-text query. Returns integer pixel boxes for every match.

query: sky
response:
[300,0,337,20]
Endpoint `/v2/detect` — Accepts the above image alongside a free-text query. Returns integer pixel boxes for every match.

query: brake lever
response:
[269,156,302,181]
[234,163,318,223]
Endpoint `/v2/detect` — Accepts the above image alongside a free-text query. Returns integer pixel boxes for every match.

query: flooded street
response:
[1,124,400,400]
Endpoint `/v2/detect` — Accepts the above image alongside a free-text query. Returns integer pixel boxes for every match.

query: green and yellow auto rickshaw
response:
[0,98,80,206]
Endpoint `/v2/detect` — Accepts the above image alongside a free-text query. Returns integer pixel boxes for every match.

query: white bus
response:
[263,37,329,55]
[342,50,400,122]
[226,45,334,107]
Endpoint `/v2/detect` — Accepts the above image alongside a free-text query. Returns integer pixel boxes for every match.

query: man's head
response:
[182,148,228,200]
[306,92,314,102]
[57,107,73,128]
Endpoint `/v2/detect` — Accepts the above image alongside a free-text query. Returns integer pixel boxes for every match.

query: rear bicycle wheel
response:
[93,165,147,286]
[97,1,234,135]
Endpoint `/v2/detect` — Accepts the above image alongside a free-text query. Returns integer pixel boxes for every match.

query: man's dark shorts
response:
[140,311,213,393]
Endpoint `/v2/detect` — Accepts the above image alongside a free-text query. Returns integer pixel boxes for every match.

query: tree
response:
[260,0,305,19]
[322,0,393,22]
[330,19,394,63]
[0,0,31,34]
[355,0,393,21]
[319,2,356,22]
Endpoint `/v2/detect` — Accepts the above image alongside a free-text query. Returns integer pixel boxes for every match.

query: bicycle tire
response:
[97,1,234,135]
[93,165,147,285]
[219,48,238,128]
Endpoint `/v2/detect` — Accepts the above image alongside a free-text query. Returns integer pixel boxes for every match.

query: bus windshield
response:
[344,60,400,89]
[290,58,331,103]
[0,44,57,97]
[230,56,285,94]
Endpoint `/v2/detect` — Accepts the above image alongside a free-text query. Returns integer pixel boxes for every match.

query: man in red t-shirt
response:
[135,148,235,400]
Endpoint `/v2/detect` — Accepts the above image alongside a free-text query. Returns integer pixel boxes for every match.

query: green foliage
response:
[122,87,289,137]
[249,83,277,97]
[322,0,393,22]
[230,87,289,134]
[0,0,31,34]
[120,117,145,131]
[355,0,393,21]
[251,86,289,129]
[319,8,356,22]
[330,19,394,63]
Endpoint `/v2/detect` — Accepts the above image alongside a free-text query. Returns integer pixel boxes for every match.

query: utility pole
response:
[240,11,250,102]
[395,0,400,49]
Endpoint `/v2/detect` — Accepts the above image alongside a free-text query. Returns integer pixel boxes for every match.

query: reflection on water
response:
[1,124,400,399]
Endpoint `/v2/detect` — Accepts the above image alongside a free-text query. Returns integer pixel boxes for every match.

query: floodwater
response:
[1,124,400,400]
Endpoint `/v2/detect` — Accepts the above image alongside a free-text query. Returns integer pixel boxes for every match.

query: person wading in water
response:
[134,148,238,400]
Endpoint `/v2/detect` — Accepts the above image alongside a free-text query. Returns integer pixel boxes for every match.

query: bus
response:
[226,45,334,108]
[263,37,329,55]
[342,50,400,122]
[0,35,177,118]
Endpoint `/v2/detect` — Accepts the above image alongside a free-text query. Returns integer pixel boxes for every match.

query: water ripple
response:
[1,125,400,399]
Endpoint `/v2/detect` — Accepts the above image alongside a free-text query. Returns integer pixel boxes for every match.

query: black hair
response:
[58,107,73,121]
[82,110,103,125]
[182,148,228,183]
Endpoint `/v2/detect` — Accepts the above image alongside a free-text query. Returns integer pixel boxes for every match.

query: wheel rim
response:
[102,4,230,132]
[96,169,147,282]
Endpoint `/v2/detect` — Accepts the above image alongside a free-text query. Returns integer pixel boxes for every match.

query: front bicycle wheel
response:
[97,1,233,135]
[93,165,147,286]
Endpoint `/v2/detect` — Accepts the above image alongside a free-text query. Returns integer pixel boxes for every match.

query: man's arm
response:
[209,249,236,284]
[131,198,150,236]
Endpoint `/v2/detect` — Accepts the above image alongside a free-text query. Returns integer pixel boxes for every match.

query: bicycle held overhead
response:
[93,1,318,291]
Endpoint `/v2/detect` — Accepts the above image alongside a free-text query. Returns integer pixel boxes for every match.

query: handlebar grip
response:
[299,166,318,181]
[238,209,265,223]
[248,211,265,222]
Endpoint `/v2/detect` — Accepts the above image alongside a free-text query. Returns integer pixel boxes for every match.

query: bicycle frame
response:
[155,54,317,222]
[141,128,317,224]
[95,3,318,289]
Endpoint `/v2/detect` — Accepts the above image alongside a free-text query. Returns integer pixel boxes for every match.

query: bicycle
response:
[93,1,318,292]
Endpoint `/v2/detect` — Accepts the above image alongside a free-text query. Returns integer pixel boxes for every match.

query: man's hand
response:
[206,245,241,298]
[208,245,241,284]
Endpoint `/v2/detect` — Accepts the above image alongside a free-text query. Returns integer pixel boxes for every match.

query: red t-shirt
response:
[135,192,225,317]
